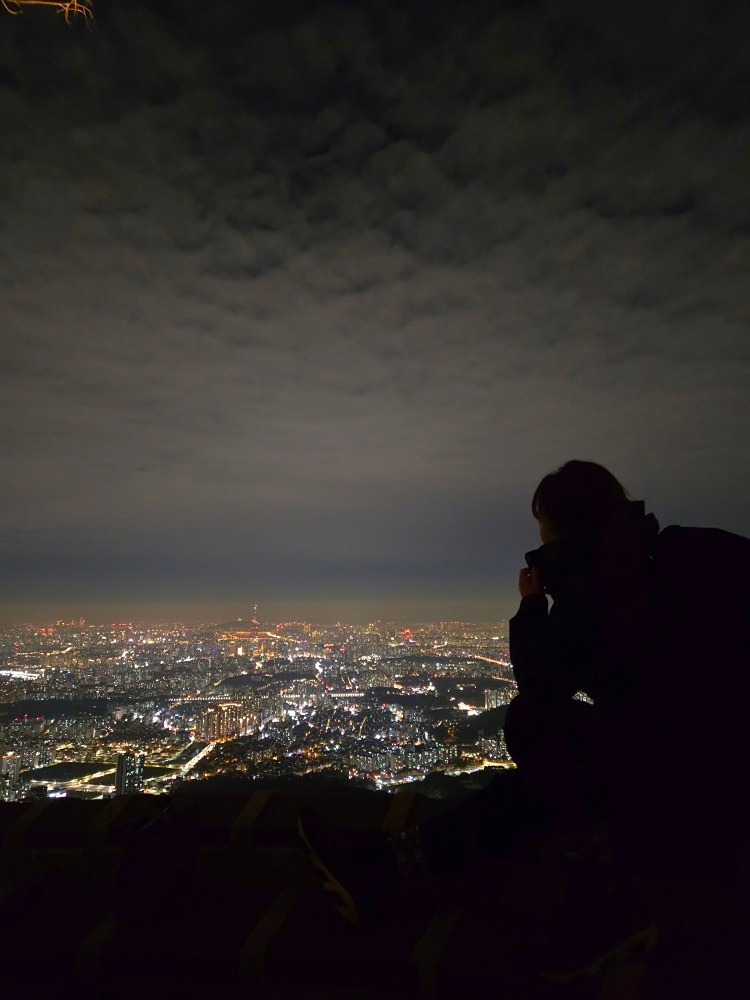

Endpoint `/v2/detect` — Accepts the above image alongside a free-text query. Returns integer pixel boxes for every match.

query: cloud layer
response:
[1,0,748,621]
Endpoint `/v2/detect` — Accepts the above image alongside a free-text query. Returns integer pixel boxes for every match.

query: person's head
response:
[532,461,631,544]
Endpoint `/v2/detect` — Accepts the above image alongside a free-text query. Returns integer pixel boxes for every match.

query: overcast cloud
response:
[1,0,748,622]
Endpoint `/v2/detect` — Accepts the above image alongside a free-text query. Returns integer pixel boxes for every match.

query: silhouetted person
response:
[507,460,750,880]
[506,462,657,850]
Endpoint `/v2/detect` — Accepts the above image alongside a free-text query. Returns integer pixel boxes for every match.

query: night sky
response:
[2,0,749,625]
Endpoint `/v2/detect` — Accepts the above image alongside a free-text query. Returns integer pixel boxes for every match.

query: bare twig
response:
[2,1,94,25]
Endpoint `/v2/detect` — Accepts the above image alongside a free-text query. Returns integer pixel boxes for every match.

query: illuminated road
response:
[178,741,216,776]
[64,767,118,787]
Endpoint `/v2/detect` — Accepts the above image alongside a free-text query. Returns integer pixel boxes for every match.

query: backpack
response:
[639,524,750,857]
[649,524,750,702]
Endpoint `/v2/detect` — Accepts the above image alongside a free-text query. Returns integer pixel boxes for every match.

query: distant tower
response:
[251,603,259,625]
[115,751,144,795]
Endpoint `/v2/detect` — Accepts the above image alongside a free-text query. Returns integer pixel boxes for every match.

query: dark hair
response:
[532,460,631,540]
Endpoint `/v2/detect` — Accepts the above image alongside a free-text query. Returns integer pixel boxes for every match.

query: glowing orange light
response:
[2,0,93,24]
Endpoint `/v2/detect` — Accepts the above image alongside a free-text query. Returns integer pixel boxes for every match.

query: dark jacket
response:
[509,503,659,711]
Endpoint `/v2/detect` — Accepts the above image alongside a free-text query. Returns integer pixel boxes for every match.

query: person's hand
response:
[518,566,544,598]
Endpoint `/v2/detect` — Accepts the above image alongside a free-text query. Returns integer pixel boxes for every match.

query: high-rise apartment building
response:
[484,687,513,710]
[197,702,245,740]
[115,751,144,795]
[0,753,22,802]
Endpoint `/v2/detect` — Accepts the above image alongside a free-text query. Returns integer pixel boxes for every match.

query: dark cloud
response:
[1,0,748,622]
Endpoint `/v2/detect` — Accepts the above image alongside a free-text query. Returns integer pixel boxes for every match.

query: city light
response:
[0,615,515,800]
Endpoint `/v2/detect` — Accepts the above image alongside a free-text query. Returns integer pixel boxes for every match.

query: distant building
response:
[0,752,22,802]
[484,687,513,710]
[480,731,511,762]
[197,702,244,740]
[115,751,144,795]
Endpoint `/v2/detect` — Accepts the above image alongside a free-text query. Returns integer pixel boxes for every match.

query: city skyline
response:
[0,615,516,801]
[0,600,515,629]
[1,603,511,629]
[2,1,749,625]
